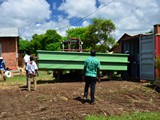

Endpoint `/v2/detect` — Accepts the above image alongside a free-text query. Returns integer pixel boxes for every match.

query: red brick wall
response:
[154,24,160,35]
[0,37,18,70]
[155,35,160,78]
[154,25,160,78]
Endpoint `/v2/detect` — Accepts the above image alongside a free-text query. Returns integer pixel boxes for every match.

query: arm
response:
[3,60,6,70]
[26,70,29,76]
[97,68,100,83]
[97,61,101,83]
[83,66,86,76]
[34,62,38,76]
[82,66,86,81]
[4,64,6,70]
[35,69,39,76]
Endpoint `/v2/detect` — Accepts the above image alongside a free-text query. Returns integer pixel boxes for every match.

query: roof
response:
[0,28,19,37]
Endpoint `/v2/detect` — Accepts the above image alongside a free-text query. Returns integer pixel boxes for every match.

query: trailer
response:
[37,50,129,79]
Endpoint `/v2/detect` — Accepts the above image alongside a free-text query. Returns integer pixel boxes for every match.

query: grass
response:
[85,112,160,120]
[0,71,54,89]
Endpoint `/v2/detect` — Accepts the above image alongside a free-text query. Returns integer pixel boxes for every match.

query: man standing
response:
[26,56,38,91]
[23,51,30,87]
[0,57,6,81]
[83,50,101,104]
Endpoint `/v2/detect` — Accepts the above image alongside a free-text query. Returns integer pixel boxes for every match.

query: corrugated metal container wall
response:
[139,34,155,80]
[155,35,160,78]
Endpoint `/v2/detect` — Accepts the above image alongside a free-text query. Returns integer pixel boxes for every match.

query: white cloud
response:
[58,0,97,18]
[0,0,51,39]
[21,18,70,40]
[82,21,90,26]
[0,0,160,41]
[58,0,160,40]
[92,0,160,40]
[0,0,51,27]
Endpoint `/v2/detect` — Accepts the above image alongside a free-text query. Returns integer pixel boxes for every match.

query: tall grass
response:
[85,112,160,120]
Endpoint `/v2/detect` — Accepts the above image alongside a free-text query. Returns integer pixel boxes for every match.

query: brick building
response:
[0,28,19,70]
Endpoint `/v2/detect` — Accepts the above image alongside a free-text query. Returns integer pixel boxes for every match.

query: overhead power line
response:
[56,0,115,31]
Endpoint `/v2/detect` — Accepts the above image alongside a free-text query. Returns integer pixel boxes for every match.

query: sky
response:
[0,0,160,41]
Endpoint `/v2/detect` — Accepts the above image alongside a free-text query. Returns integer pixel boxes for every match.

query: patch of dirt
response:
[0,80,160,120]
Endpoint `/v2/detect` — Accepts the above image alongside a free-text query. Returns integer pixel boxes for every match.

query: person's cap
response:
[0,57,3,59]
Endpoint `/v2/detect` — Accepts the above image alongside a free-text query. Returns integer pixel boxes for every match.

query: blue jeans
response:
[84,76,97,103]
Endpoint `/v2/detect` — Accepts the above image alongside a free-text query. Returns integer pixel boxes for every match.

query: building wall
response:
[0,37,18,70]
[112,42,122,53]
[154,25,160,78]
[155,35,160,56]
[111,34,132,53]
[154,24,160,35]
[155,35,160,78]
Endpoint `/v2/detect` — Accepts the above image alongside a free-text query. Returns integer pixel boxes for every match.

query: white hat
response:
[0,57,3,59]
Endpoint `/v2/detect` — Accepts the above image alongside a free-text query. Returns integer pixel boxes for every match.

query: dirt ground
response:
[0,80,160,120]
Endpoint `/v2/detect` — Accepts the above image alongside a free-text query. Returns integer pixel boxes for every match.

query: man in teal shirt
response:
[83,50,101,104]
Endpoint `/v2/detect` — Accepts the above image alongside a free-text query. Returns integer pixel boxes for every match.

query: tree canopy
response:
[86,18,116,52]
[19,18,117,54]
[19,29,62,54]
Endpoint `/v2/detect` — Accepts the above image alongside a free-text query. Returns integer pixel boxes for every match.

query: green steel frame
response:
[37,50,129,71]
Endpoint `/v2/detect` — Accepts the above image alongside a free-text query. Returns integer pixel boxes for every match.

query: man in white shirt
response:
[26,56,38,91]
[23,51,30,87]
[23,53,30,64]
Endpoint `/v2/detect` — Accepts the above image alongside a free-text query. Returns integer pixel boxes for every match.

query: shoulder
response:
[32,61,37,66]
[94,57,100,63]
[85,57,91,62]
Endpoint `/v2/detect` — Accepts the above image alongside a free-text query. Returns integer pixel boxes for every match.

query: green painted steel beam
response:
[37,50,129,71]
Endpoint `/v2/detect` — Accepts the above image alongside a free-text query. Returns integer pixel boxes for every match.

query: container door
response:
[139,34,155,80]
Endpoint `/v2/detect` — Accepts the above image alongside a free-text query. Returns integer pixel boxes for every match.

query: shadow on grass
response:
[19,85,28,91]
[144,84,160,93]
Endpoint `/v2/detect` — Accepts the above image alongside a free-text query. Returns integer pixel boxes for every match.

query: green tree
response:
[156,56,160,78]
[30,29,62,53]
[66,27,88,48]
[30,34,44,53]
[86,18,116,52]
[66,27,87,39]
[46,43,61,51]
[66,18,116,52]
[19,38,31,52]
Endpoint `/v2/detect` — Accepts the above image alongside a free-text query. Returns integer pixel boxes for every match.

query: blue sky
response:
[0,0,160,40]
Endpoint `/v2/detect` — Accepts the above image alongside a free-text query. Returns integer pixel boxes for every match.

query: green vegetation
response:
[19,18,116,54]
[0,71,53,88]
[85,112,160,120]
[156,55,160,78]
